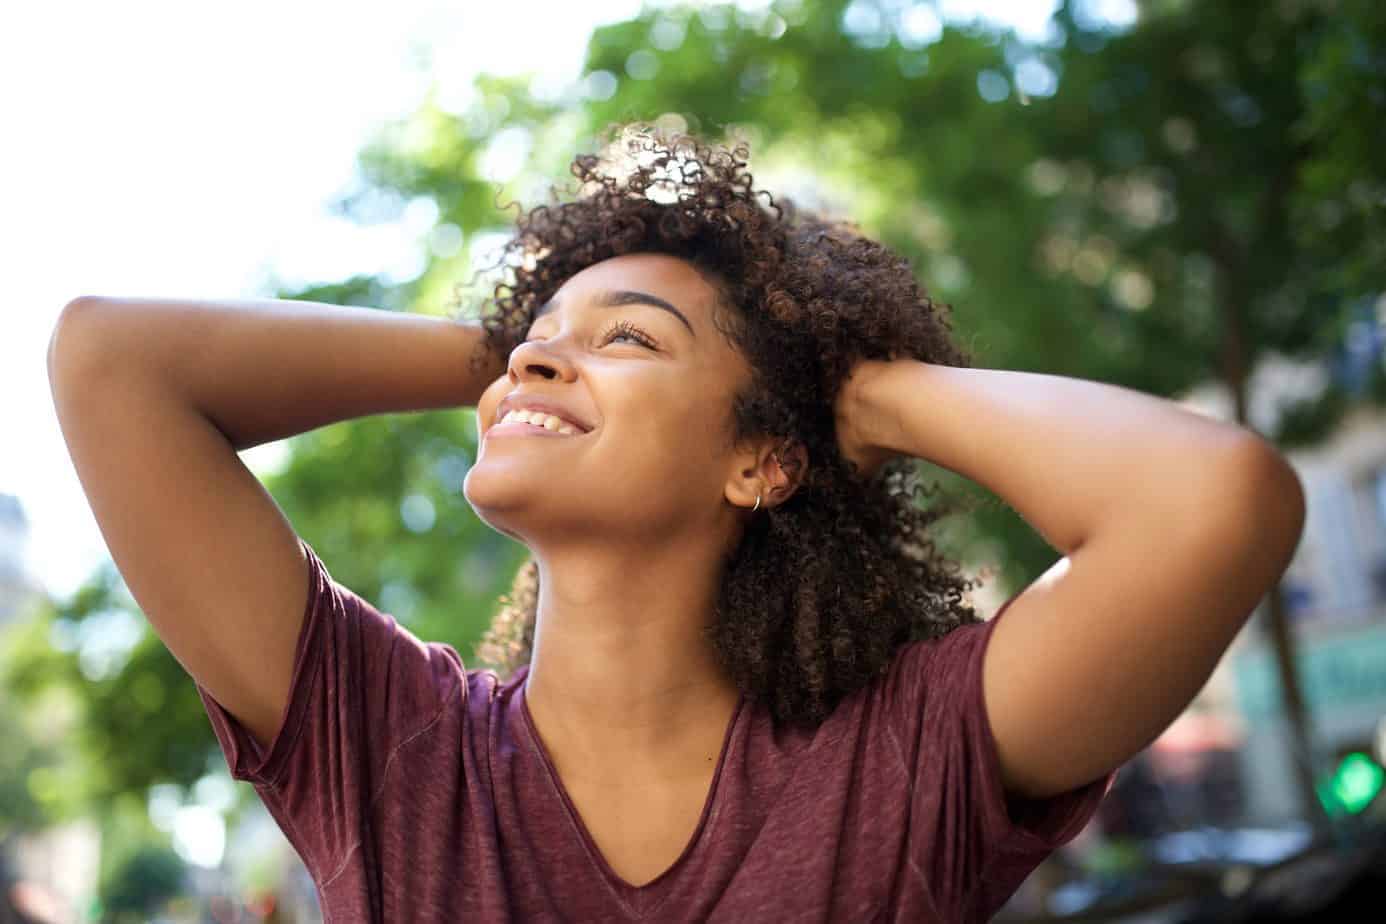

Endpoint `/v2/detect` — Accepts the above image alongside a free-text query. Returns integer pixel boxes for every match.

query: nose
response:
[507,337,575,384]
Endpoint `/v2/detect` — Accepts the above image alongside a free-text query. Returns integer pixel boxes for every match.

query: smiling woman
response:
[49,120,1300,923]
[463,128,988,735]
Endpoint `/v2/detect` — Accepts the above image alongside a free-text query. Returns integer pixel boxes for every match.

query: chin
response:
[463,466,512,512]
[464,465,542,532]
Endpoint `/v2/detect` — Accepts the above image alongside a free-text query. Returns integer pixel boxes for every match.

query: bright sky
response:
[1,0,1099,602]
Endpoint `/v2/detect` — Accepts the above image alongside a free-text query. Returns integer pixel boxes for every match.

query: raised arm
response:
[47,295,505,750]
[839,359,1305,799]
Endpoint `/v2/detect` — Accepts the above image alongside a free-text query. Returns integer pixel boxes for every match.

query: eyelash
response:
[524,320,657,350]
[600,320,657,348]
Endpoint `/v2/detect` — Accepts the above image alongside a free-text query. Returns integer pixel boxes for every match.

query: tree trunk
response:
[1258,577,1330,834]
[1213,228,1331,836]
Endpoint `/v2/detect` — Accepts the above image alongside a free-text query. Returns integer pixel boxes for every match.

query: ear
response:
[726,437,809,512]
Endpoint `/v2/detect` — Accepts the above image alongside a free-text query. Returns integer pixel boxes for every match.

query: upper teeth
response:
[501,408,580,434]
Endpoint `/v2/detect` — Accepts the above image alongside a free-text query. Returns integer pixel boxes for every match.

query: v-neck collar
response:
[513,667,746,917]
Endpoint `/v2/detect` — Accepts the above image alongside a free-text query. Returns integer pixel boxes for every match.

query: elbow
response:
[1208,432,1306,570]
[48,296,113,382]
[54,295,108,332]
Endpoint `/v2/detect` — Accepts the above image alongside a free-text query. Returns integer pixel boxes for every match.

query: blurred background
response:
[3,0,1385,920]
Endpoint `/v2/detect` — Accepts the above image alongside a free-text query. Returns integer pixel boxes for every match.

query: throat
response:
[525,679,738,785]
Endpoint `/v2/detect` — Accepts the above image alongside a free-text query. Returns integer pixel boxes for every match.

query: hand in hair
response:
[834,356,902,481]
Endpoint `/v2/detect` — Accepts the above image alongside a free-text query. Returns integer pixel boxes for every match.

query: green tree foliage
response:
[1291,0,1386,296]
[0,680,58,834]
[100,842,186,923]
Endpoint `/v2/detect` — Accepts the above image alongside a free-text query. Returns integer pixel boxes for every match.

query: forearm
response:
[856,361,1288,555]
[48,295,506,450]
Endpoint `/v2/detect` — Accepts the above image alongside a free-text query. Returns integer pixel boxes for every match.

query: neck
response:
[520,531,742,778]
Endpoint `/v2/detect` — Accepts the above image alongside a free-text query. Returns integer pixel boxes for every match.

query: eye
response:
[599,320,658,349]
[519,320,659,350]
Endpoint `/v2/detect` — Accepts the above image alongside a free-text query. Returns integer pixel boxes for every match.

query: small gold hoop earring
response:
[752,492,761,513]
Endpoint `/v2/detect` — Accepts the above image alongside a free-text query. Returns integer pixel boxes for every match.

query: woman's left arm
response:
[838,359,1306,800]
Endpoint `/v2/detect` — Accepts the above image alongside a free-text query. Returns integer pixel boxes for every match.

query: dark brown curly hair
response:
[454,122,987,727]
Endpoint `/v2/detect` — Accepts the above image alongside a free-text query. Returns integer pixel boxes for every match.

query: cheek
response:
[645,401,734,472]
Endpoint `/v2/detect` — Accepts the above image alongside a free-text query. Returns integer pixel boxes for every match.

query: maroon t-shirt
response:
[197,539,1115,922]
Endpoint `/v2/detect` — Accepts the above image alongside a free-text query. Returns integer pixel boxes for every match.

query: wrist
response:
[452,320,508,407]
[850,358,917,456]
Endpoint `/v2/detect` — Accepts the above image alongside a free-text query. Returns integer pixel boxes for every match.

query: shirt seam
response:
[257,641,320,791]
[958,613,1020,918]
[252,541,330,792]
[886,712,934,892]
[316,698,453,890]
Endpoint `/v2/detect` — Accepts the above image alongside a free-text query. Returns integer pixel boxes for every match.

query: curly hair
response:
[454,122,987,727]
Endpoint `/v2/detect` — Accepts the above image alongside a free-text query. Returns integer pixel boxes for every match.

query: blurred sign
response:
[1233,623,1386,718]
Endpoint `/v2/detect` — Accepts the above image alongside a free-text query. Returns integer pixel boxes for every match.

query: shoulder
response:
[873,616,997,715]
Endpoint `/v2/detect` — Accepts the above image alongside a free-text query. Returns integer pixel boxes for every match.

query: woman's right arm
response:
[46,295,506,751]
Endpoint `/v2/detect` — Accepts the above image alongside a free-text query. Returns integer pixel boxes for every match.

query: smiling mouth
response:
[491,407,591,436]
[485,420,590,440]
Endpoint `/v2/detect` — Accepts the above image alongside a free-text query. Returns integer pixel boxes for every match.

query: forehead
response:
[539,253,720,321]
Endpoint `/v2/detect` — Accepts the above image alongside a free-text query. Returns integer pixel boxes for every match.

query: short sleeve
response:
[881,592,1116,920]
[195,537,463,875]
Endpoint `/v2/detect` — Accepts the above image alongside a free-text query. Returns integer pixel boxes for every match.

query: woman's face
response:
[464,252,755,544]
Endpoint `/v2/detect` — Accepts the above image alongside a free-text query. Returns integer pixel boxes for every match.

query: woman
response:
[47,125,1305,922]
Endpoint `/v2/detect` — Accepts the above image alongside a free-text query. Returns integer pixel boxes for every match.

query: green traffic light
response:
[1319,751,1385,815]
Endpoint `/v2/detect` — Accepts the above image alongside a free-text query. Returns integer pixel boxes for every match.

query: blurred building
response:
[1171,344,1386,827]
[1237,402,1386,823]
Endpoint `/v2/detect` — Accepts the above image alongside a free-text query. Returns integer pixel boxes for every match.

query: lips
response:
[485,417,585,440]
[493,393,594,434]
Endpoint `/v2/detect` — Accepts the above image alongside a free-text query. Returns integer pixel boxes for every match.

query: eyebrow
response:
[535,289,696,339]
